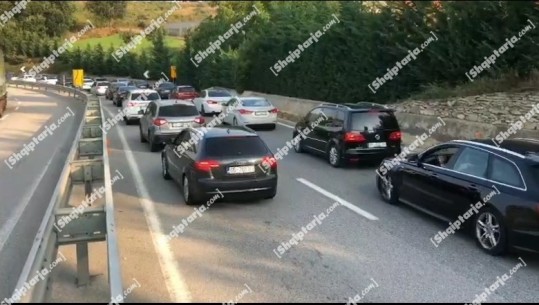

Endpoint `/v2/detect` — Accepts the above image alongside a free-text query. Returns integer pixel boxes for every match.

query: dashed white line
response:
[296,177,379,221]
[103,105,192,303]
[277,121,295,129]
[0,147,58,253]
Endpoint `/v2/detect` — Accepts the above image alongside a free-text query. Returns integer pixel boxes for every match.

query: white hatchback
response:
[122,89,161,124]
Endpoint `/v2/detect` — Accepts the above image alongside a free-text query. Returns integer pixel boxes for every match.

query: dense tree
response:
[85,1,127,28]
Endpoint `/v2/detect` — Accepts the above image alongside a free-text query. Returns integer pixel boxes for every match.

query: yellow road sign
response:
[170,66,177,79]
[73,69,84,88]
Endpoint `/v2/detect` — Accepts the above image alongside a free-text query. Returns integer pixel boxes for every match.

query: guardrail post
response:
[76,242,90,286]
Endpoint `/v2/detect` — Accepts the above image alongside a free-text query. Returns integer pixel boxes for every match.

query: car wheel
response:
[377,174,399,204]
[124,117,131,125]
[474,207,507,256]
[201,105,207,116]
[162,155,171,180]
[183,175,199,205]
[327,144,342,167]
[293,133,304,153]
[149,131,160,152]
[139,126,147,143]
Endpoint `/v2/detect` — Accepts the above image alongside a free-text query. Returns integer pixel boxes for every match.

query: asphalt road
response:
[91,97,539,303]
[0,88,85,301]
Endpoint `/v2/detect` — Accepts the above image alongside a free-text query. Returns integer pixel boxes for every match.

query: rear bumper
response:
[240,114,277,125]
[205,103,223,113]
[153,132,181,144]
[194,175,277,197]
[344,146,401,160]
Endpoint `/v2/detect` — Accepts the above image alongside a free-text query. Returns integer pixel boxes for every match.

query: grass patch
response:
[73,34,185,53]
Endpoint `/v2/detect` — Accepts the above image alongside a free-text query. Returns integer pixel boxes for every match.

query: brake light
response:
[239,109,253,114]
[269,108,279,113]
[262,156,277,169]
[195,160,220,172]
[344,132,366,143]
[194,117,205,124]
[127,102,136,107]
[389,131,402,141]
[153,118,167,126]
[207,100,218,104]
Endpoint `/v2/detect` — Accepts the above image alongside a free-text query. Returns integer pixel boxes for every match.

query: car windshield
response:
[242,99,270,107]
[204,136,269,157]
[178,87,195,92]
[160,83,176,89]
[208,90,231,98]
[351,111,399,131]
[131,92,160,100]
[158,104,199,116]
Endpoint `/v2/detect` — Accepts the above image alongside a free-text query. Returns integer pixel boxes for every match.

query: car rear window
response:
[351,111,399,131]
[160,83,176,89]
[242,99,270,107]
[178,87,195,92]
[158,104,199,117]
[208,90,231,97]
[204,136,269,157]
[131,92,160,100]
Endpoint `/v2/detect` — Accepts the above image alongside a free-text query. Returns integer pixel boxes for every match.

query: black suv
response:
[293,102,402,167]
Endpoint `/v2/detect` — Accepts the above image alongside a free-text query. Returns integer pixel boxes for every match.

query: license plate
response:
[171,123,187,128]
[255,111,267,116]
[368,142,387,148]
[227,165,255,174]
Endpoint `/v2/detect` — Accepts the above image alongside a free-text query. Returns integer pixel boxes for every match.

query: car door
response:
[310,107,334,152]
[301,108,325,152]
[167,130,189,180]
[140,102,153,132]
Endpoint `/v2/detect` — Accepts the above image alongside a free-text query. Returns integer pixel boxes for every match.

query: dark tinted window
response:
[242,99,270,107]
[490,157,523,187]
[531,165,539,186]
[208,90,231,98]
[158,104,199,117]
[204,137,268,157]
[307,108,324,123]
[159,82,175,89]
[351,111,399,131]
[422,146,460,167]
[178,87,195,92]
[132,92,160,100]
[452,147,489,178]
[321,108,338,127]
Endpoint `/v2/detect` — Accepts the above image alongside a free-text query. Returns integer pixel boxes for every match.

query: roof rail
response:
[345,102,389,109]
[452,140,526,159]
[319,102,351,109]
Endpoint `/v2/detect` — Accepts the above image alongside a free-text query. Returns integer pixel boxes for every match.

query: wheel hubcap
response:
[162,157,167,175]
[476,212,500,250]
[183,177,189,200]
[294,139,301,151]
[382,176,393,199]
[329,147,338,164]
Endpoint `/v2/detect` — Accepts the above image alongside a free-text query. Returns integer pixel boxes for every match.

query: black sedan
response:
[155,82,176,99]
[376,138,539,256]
[161,126,278,205]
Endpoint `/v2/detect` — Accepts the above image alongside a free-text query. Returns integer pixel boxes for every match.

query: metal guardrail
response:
[6,81,124,303]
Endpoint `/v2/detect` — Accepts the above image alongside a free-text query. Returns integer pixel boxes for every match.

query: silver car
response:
[139,100,205,151]
[121,89,160,124]
[222,97,278,130]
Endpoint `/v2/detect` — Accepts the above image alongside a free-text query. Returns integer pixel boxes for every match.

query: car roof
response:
[128,88,157,93]
[154,99,195,106]
[319,102,393,112]
[192,125,257,138]
[238,96,267,101]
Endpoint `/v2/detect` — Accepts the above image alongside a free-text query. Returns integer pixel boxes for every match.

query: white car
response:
[222,97,278,130]
[14,74,37,82]
[37,76,58,85]
[192,89,234,115]
[82,78,94,91]
[91,81,110,96]
[121,89,161,124]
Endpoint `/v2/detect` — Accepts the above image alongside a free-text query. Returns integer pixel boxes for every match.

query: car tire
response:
[201,105,207,116]
[293,132,304,153]
[124,117,131,125]
[377,174,399,205]
[162,155,171,180]
[327,143,342,168]
[182,175,200,205]
[474,207,507,256]
[139,126,147,143]
[149,131,160,152]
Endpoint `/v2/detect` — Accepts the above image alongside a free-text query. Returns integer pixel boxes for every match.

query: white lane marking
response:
[0,147,58,253]
[277,121,294,129]
[0,114,9,121]
[104,106,192,302]
[296,177,379,221]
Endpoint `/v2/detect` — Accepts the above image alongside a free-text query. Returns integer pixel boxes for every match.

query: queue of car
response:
[96,83,538,257]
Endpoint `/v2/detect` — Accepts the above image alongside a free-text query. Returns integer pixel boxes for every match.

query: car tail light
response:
[262,156,277,169]
[153,118,167,126]
[207,100,218,104]
[127,102,136,107]
[344,132,366,143]
[239,109,253,114]
[195,160,220,172]
[269,108,279,113]
[194,117,205,124]
[389,131,402,141]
